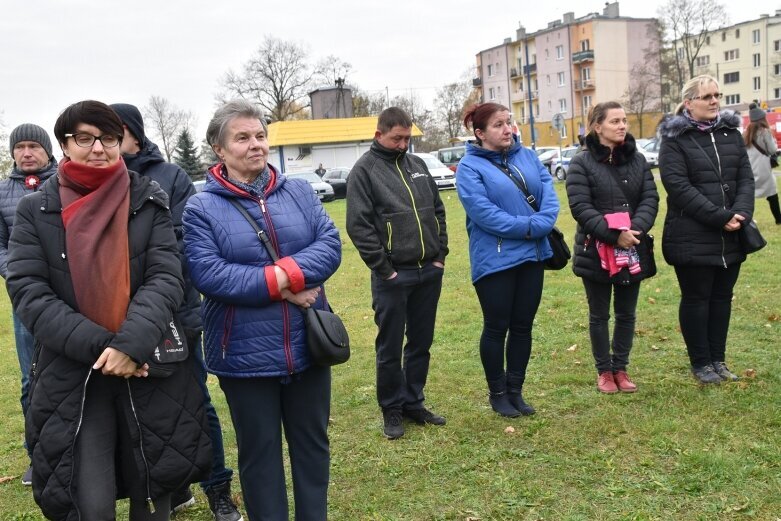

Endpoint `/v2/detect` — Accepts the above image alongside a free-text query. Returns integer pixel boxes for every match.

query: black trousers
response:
[219,365,331,521]
[582,279,641,373]
[370,263,444,411]
[75,373,171,520]
[473,262,544,384]
[674,264,741,368]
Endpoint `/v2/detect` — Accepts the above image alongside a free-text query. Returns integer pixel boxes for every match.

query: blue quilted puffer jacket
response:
[183,165,342,378]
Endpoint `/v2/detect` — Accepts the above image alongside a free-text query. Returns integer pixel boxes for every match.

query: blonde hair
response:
[675,75,719,115]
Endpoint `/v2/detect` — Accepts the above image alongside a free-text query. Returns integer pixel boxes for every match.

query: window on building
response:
[677,47,684,59]
[546,75,551,86]
[533,78,538,90]
[535,103,539,117]
[581,39,590,51]
[531,53,537,64]
[545,49,549,59]
[518,80,524,92]
[723,72,739,84]
[496,62,501,72]
[559,98,567,113]
[721,31,726,41]
[754,53,761,67]
[724,49,739,61]
[696,55,710,67]
[558,72,565,86]
[487,64,493,76]
[520,107,525,121]
[556,45,564,60]
[583,67,591,80]
[725,94,741,105]
[775,88,781,99]
[497,86,502,98]
[735,29,740,38]
[559,125,568,139]
[548,100,552,110]
[753,29,760,44]
[489,87,495,100]
[583,95,592,109]
[706,36,711,45]
[753,77,760,91]
[776,40,781,52]
[775,63,781,75]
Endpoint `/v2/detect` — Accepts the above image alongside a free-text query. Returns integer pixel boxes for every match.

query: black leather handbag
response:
[228,199,350,366]
[739,219,767,254]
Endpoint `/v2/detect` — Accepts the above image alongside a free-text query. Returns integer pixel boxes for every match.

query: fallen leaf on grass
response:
[466,517,481,521]
[0,476,14,484]
[362,315,369,320]
[574,360,581,365]
[768,313,781,322]
[651,345,660,351]
[647,297,656,304]
[765,323,772,328]
[655,287,661,293]
[743,368,757,378]
[504,426,516,434]
[567,344,577,352]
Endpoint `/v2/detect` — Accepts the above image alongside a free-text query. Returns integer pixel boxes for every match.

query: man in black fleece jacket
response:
[346,107,448,440]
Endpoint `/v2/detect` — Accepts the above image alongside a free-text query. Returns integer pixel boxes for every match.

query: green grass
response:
[1,181,780,520]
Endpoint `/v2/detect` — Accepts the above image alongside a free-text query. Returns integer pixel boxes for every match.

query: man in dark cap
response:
[0,123,58,485]
[110,103,242,521]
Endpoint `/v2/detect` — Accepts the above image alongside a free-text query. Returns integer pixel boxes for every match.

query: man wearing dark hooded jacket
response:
[346,107,449,440]
[111,103,241,521]
[0,123,58,485]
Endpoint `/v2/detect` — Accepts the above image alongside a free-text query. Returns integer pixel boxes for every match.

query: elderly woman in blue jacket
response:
[456,102,559,417]
[183,100,341,520]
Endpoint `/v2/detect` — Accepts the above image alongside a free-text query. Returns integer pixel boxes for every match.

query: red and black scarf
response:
[58,158,131,333]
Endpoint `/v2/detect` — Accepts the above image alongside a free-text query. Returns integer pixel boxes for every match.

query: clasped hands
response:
[723,213,745,232]
[274,265,321,308]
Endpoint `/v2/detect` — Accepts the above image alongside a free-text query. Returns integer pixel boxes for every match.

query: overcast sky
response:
[1,0,778,149]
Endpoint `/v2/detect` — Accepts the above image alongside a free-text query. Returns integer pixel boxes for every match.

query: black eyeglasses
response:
[64,133,121,148]
[691,93,723,102]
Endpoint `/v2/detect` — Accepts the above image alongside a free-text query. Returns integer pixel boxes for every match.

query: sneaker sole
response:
[21,479,32,486]
[171,497,196,513]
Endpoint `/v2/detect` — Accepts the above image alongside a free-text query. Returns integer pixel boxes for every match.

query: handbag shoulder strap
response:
[227,198,280,262]
[752,139,769,156]
[486,159,540,212]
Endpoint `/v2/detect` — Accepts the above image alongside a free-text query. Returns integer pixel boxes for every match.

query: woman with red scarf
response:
[6,100,211,520]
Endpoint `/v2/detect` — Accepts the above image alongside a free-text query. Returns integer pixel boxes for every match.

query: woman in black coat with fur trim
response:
[658,75,755,385]
[567,101,659,394]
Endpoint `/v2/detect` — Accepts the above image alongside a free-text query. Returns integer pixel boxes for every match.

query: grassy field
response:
[1,180,780,520]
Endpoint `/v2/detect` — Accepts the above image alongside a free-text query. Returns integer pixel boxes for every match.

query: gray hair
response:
[675,75,719,115]
[206,100,267,148]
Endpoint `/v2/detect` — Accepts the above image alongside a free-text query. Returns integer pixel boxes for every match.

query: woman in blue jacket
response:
[456,102,559,417]
[183,100,341,520]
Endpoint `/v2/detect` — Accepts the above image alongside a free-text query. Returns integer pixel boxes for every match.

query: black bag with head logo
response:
[146,316,189,378]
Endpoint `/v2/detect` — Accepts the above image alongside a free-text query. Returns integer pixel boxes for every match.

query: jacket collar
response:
[9,158,58,182]
[202,163,282,199]
[584,132,637,166]
[369,140,408,161]
[660,109,741,139]
[465,135,522,163]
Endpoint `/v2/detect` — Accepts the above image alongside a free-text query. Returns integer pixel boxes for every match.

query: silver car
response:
[285,171,335,202]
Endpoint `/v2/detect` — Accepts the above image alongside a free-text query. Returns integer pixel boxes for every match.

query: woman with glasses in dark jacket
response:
[6,100,210,520]
[658,75,755,385]
[566,101,658,394]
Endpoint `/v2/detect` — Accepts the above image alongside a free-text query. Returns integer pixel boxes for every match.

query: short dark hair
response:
[53,100,124,146]
[377,107,412,133]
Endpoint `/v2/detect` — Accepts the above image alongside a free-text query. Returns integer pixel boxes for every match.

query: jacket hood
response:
[9,158,58,182]
[464,135,522,162]
[660,110,741,139]
[122,139,165,173]
[202,163,284,199]
[584,132,637,165]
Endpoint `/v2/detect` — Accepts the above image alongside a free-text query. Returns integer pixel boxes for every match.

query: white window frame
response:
[557,72,566,86]
[752,29,761,44]
[556,45,564,60]
[559,98,567,113]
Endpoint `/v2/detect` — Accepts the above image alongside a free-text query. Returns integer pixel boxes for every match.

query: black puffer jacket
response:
[0,158,58,278]
[123,139,201,336]
[6,171,211,520]
[658,111,754,267]
[566,133,659,284]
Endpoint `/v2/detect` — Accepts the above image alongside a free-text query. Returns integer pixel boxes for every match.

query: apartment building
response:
[686,10,781,111]
[474,2,660,144]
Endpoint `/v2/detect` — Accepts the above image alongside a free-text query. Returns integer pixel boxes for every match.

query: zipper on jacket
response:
[126,381,155,514]
[709,133,729,268]
[497,237,503,253]
[68,368,93,520]
[221,306,235,359]
[394,155,426,266]
[255,196,295,374]
[386,221,393,252]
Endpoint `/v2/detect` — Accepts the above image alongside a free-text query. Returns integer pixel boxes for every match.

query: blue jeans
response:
[188,333,234,490]
[13,312,35,418]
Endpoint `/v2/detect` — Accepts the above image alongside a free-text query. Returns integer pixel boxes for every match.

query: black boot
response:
[506,372,536,416]
[487,375,520,417]
[768,194,781,224]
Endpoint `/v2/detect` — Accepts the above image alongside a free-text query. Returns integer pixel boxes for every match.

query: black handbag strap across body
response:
[487,159,540,211]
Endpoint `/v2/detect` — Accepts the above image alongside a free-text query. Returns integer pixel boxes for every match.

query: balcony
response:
[523,63,537,75]
[572,49,595,63]
[510,67,519,77]
[573,79,596,91]
[472,77,482,87]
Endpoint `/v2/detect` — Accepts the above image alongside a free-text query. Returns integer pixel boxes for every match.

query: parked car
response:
[285,171,335,202]
[534,146,560,174]
[437,145,466,172]
[550,146,580,181]
[322,167,350,199]
[412,152,456,190]
[639,140,659,167]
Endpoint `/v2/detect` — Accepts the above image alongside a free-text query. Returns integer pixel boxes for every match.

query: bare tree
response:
[352,89,386,117]
[391,93,447,152]
[658,0,728,91]
[221,37,314,121]
[315,55,352,88]
[434,80,472,140]
[623,63,663,138]
[144,96,193,162]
